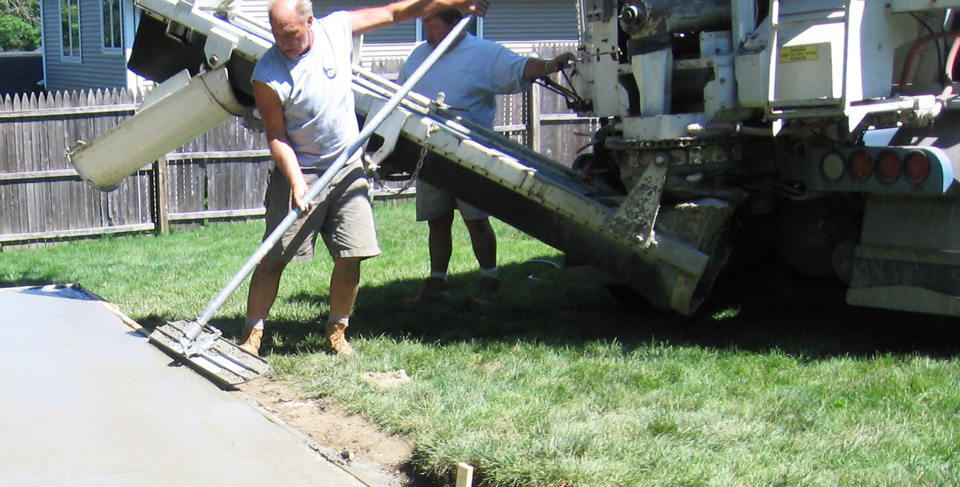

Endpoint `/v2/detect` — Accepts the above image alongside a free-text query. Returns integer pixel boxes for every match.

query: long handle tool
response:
[149,15,476,387]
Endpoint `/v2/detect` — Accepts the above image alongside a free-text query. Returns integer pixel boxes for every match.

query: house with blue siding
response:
[38,0,269,92]
[319,0,579,61]
[317,0,579,77]
[314,0,579,44]
[38,0,578,92]
[38,0,139,92]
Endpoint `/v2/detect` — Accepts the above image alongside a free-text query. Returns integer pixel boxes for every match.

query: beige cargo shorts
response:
[262,162,381,263]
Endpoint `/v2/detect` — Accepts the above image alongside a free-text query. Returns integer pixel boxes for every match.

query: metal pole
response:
[526,79,541,152]
[191,15,475,329]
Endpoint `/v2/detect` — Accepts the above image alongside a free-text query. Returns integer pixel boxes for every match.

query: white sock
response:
[480,267,499,279]
[327,317,349,326]
[245,317,265,330]
[430,271,449,281]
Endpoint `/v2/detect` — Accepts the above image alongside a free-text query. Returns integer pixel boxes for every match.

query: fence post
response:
[154,156,170,235]
[526,81,541,153]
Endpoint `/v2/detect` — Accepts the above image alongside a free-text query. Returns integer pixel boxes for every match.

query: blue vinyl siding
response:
[312,0,577,43]
[481,0,578,41]
[312,0,417,44]
[41,0,579,92]
[42,0,131,92]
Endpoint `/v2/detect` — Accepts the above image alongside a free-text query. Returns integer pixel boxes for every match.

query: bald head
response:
[268,0,314,58]
[268,0,312,24]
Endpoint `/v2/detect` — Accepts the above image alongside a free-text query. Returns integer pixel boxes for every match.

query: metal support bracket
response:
[204,26,239,68]
[365,102,412,169]
[607,153,669,247]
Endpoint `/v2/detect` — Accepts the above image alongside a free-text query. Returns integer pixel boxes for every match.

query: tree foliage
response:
[0,0,40,51]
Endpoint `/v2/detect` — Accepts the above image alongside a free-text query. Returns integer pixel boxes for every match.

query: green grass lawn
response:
[2,199,959,487]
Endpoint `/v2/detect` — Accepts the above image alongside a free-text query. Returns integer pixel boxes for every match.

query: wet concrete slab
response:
[0,285,370,487]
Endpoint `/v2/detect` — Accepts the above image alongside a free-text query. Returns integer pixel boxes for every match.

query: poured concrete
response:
[0,285,369,487]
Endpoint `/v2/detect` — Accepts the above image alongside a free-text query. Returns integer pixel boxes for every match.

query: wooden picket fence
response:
[0,88,271,248]
[0,43,595,248]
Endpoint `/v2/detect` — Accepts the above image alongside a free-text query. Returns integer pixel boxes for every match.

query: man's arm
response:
[523,52,577,80]
[253,80,311,212]
[348,0,488,35]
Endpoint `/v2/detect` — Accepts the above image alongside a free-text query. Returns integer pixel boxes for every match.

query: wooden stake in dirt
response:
[456,462,474,487]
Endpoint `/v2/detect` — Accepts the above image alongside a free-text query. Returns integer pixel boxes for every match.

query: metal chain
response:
[604,134,734,150]
[373,122,438,195]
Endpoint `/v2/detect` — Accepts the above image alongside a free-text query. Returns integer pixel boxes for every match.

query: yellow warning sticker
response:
[779,45,820,63]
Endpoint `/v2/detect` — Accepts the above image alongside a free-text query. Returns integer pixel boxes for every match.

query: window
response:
[102,0,124,52]
[60,0,81,59]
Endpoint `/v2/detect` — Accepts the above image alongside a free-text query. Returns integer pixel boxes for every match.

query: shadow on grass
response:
[249,254,960,362]
[5,253,955,362]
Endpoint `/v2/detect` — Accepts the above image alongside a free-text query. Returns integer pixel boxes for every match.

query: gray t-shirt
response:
[252,11,358,168]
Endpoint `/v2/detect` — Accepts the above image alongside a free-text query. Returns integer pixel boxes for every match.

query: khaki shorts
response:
[263,162,381,263]
[415,180,489,222]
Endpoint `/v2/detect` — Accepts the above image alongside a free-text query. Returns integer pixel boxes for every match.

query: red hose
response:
[898,32,960,88]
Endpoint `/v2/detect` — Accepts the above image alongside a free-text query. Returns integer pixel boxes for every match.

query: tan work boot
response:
[472,276,501,307]
[238,326,263,356]
[325,321,356,356]
[405,277,450,303]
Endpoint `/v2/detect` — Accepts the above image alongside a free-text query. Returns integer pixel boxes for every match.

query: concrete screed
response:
[0,285,372,487]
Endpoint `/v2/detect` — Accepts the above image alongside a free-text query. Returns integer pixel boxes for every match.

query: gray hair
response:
[268,0,313,23]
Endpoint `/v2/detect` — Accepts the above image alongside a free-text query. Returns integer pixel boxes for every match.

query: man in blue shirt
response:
[400,9,575,307]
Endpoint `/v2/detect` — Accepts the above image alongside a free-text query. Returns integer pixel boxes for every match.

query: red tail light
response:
[905,151,930,182]
[876,151,901,184]
[848,151,873,181]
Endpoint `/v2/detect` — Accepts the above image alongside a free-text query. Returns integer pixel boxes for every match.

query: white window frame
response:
[101,0,124,54]
[59,0,82,62]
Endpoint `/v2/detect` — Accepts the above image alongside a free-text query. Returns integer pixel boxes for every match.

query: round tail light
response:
[821,152,845,181]
[848,151,873,181]
[905,151,930,183]
[876,151,901,184]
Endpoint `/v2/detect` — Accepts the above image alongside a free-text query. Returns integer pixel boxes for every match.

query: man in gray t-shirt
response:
[239,0,488,357]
